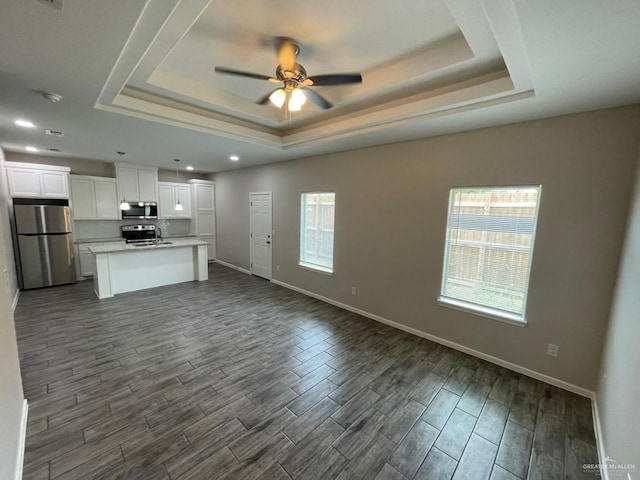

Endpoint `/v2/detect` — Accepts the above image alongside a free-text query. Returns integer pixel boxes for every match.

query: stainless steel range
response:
[121,224,158,244]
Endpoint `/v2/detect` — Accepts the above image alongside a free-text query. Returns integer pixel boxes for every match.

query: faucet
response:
[154,227,162,245]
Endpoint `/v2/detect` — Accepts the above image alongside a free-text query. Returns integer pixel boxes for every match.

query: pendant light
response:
[173,159,183,211]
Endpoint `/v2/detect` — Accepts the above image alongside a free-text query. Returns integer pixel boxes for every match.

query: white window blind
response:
[440,186,541,320]
[300,192,335,273]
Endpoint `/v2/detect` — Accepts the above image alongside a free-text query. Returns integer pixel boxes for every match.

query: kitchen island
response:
[89,239,208,299]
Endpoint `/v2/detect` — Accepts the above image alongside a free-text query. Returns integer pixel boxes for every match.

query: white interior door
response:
[250,192,272,280]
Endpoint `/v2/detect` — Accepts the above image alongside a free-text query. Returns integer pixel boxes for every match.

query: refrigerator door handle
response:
[39,235,53,286]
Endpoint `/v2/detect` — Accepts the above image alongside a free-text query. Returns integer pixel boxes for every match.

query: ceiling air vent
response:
[37,0,63,10]
[45,129,64,137]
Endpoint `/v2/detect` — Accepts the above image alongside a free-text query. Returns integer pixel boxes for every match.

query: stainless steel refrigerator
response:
[14,199,76,289]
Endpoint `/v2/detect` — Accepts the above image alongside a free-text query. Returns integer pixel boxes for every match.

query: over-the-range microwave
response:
[121,202,158,219]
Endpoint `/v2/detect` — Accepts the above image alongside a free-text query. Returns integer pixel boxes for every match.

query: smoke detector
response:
[45,129,64,137]
[41,92,62,103]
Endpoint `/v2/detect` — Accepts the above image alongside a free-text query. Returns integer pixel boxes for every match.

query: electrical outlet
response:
[546,344,559,357]
[351,287,357,295]
[276,265,280,271]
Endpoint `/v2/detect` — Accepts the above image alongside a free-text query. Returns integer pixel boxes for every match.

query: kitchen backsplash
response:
[74,219,190,240]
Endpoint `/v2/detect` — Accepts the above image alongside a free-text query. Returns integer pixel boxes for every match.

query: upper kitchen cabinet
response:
[70,175,119,220]
[95,180,119,219]
[158,182,191,219]
[5,161,70,198]
[115,164,158,202]
[193,181,215,212]
[138,169,158,202]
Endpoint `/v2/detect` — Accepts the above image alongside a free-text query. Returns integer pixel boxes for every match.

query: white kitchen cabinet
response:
[116,167,139,202]
[70,176,96,219]
[5,162,70,198]
[175,185,191,219]
[195,211,216,236]
[41,171,70,198]
[70,175,118,220]
[200,235,216,260]
[78,243,101,277]
[158,184,176,219]
[115,164,158,202]
[189,179,216,261]
[95,180,119,219]
[194,182,215,211]
[158,182,192,219]
[6,167,40,197]
[138,169,158,202]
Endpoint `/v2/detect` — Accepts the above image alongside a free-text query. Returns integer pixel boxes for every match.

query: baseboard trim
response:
[590,394,608,480]
[270,278,594,399]
[214,259,251,275]
[12,289,20,312]
[14,399,28,480]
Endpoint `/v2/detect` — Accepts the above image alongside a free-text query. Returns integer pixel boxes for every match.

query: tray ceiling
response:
[96,0,532,149]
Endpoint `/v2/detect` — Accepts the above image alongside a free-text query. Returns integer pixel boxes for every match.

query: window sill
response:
[437,297,527,327]
[298,263,333,276]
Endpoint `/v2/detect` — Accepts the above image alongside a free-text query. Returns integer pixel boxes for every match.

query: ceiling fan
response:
[214,37,362,111]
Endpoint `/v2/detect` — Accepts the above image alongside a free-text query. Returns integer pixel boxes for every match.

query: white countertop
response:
[89,238,208,254]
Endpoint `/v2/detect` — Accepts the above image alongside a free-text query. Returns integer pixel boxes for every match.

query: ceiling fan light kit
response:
[269,89,286,108]
[214,38,362,112]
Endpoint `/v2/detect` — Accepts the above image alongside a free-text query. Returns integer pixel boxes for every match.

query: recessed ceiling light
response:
[25,146,38,152]
[49,148,60,152]
[15,119,35,128]
[45,129,64,137]
[230,155,239,161]
[186,166,194,171]
[116,151,125,156]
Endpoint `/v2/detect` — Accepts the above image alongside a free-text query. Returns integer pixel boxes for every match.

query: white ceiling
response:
[0,0,638,173]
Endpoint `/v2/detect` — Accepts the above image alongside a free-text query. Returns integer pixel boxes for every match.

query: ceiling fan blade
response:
[256,89,279,105]
[214,67,276,82]
[303,88,332,109]
[305,74,362,86]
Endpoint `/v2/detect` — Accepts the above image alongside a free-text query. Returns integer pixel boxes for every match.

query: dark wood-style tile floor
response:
[15,264,599,480]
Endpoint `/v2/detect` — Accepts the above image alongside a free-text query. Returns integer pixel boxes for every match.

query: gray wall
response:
[596,148,640,471]
[0,146,25,479]
[215,106,640,390]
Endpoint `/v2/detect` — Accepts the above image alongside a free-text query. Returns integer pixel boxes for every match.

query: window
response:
[439,186,541,324]
[300,192,335,273]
